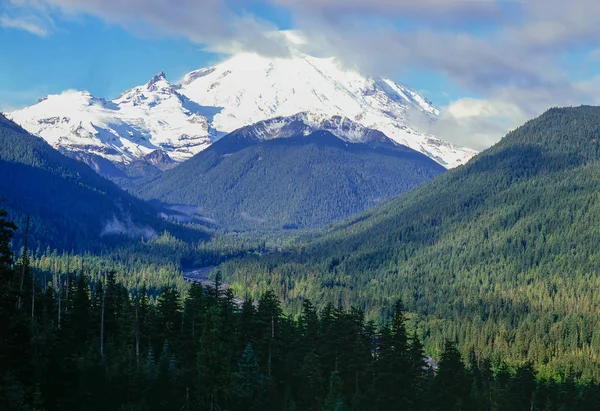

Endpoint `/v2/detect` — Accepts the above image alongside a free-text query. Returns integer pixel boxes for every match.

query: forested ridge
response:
[217,106,600,379]
[7,105,600,407]
[0,114,208,252]
[133,130,444,230]
[2,209,600,411]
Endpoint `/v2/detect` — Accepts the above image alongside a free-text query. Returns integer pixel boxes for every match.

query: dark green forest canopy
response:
[1,211,599,410]
[218,106,600,379]
[0,114,208,252]
[133,130,445,230]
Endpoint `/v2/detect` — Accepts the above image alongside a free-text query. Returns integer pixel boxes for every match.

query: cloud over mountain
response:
[4,0,600,149]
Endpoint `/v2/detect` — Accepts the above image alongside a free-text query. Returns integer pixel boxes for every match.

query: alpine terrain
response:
[6,50,476,176]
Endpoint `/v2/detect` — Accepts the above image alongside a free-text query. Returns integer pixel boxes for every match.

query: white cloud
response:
[426,82,592,149]
[5,0,600,149]
[277,0,600,148]
[0,15,48,36]
[8,0,293,56]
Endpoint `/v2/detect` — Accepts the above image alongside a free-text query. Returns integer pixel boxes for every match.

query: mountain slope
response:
[219,106,600,378]
[133,120,445,229]
[6,73,212,176]
[8,52,476,171]
[179,51,475,167]
[0,114,207,251]
[227,111,393,144]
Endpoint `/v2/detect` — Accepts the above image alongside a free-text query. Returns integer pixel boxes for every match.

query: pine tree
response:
[297,349,323,411]
[325,370,345,411]
[232,342,264,411]
[430,340,471,411]
[0,209,17,405]
[197,306,231,411]
[0,209,16,269]
[154,287,181,350]
[409,331,429,410]
[375,301,411,410]
[508,361,536,411]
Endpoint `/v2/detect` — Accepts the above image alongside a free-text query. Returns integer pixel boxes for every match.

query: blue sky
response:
[0,0,470,109]
[2,0,600,148]
[0,6,459,109]
[0,17,220,108]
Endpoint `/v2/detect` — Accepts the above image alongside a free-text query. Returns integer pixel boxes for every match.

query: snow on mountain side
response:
[232,112,393,145]
[178,52,476,167]
[7,51,476,170]
[6,72,212,166]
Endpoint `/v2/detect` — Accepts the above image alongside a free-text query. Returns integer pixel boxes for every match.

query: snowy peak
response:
[8,50,477,171]
[147,71,167,89]
[115,72,179,106]
[235,112,392,146]
[177,51,474,167]
[7,74,213,168]
[177,52,439,132]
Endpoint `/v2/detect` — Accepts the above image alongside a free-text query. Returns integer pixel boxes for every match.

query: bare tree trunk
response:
[100,283,105,358]
[65,274,69,314]
[268,315,274,377]
[135,298,140,363]
[31,270,35,322]
[57,280,61,329]
[17,215,30,310]
[60,254,69,326]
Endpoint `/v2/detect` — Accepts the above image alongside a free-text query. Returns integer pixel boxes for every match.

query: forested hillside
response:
[134,130,445,230]
[218,106,600,379]
[0,114,208,251]
[1,210,599,411]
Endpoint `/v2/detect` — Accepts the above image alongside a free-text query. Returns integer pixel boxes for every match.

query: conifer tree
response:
[431,340,471,411]
[375,301,411,410]
[325,370,345,411]
[197,306,230,411]
[232,342,264,411]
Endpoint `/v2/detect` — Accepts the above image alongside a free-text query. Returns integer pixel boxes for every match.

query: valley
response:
[2,37,600,410]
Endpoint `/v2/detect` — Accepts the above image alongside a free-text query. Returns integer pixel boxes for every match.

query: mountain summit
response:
[134,124,446,229]
[7,72,212,173]
[178,51,476,167]
[7,51,476,172]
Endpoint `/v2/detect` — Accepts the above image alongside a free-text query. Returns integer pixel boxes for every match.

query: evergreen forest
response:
[2,209,600,411]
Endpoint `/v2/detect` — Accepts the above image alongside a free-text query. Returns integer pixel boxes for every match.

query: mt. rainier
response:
[7,51,476,172]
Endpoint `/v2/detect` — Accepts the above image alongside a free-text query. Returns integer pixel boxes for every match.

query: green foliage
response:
[23,230,268,297]
[1,206,600,409]
[134,130,444,230]
[0,209,16,268]
[219,106,600,380]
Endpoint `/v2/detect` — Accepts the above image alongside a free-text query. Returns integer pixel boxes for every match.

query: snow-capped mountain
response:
[7,51,476,170]
[6,72,213,167]
[231,112,393,145]
[178,52,476,167]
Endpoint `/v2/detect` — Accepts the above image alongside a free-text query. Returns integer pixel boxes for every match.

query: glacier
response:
[7,50,477,170]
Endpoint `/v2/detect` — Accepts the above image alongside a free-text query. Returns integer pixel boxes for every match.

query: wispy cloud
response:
[272,0,508,24]
[280,0,600,148]
[0,15,48,36]
[4,0,600,149]
[9,0,293,56]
